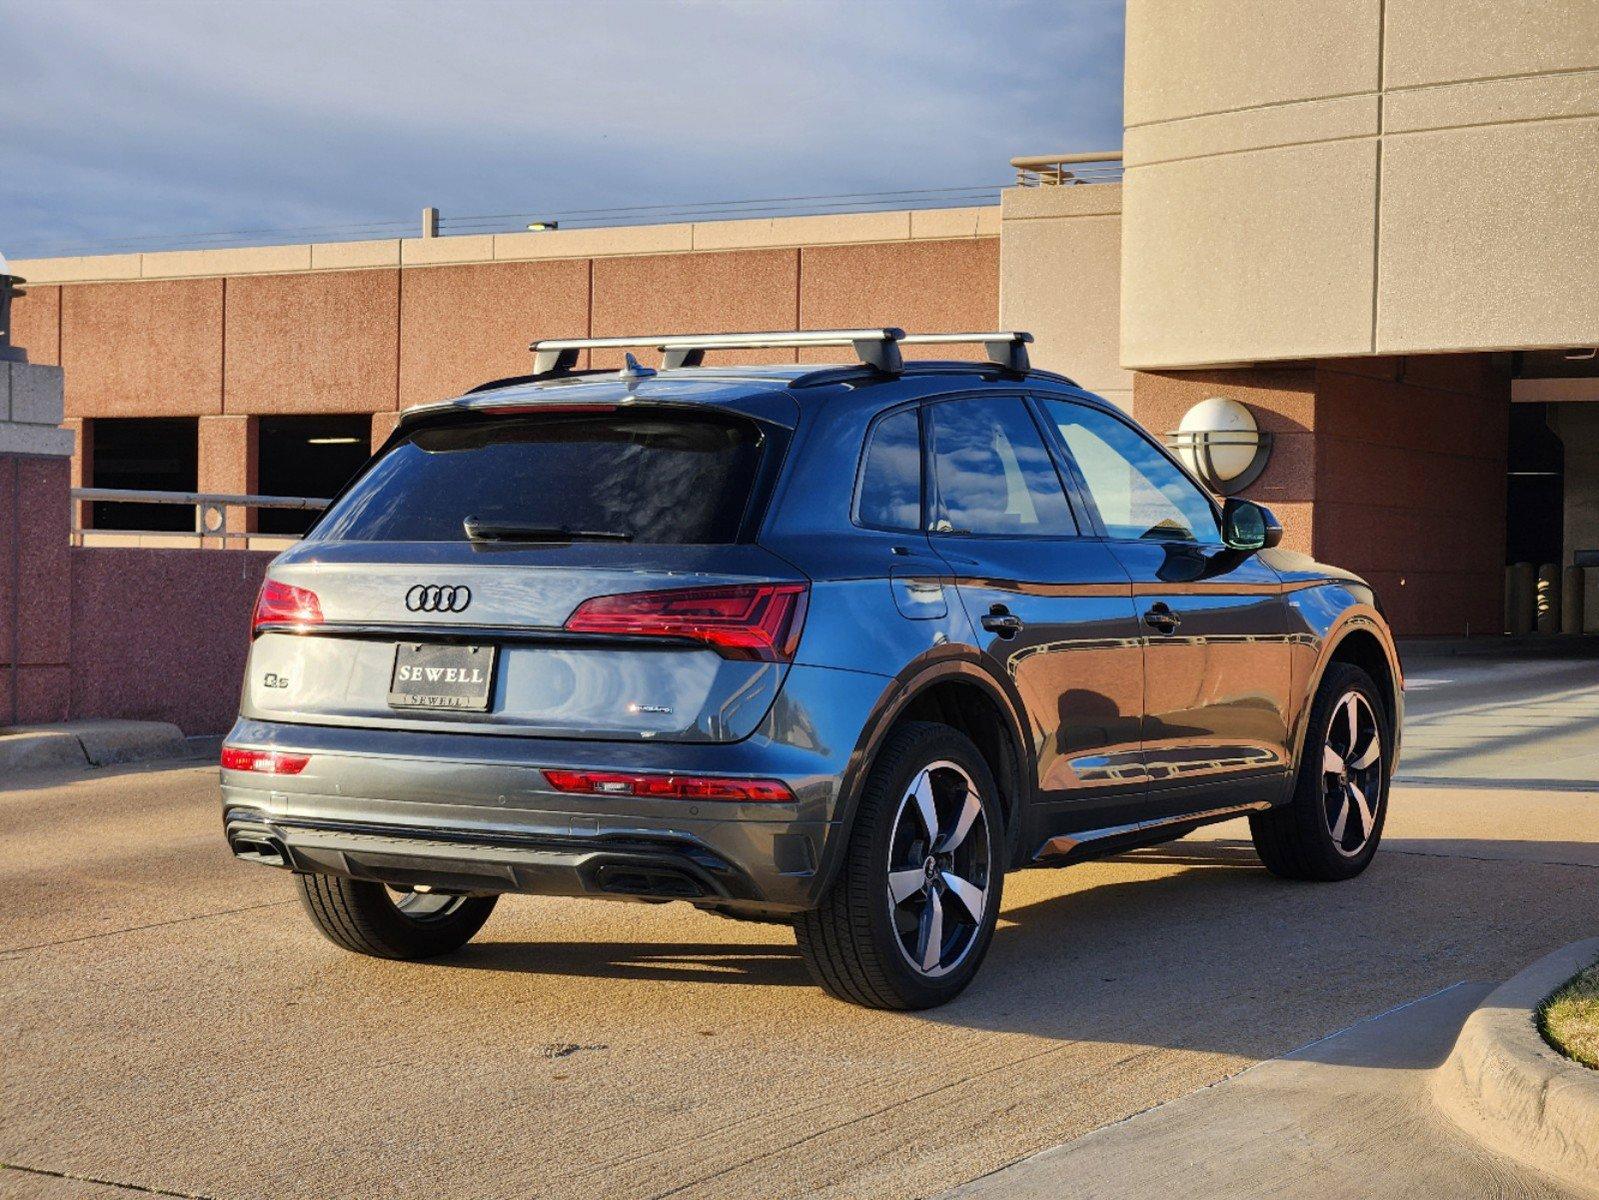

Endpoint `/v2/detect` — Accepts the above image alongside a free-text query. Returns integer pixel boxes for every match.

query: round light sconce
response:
[1167,396,1273,495]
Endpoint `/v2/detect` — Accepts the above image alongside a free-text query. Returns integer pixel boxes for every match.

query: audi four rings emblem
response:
[406,584,472,613]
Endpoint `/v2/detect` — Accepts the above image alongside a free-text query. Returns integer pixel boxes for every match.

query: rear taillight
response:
[563,582,808,662]
[221,746,310,775]
[252,579,323,636]
[543,769,794,803]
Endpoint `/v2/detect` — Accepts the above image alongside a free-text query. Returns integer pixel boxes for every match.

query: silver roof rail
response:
[525,328,1035,377]
[529,328,907,375]
[899,331,1032,373]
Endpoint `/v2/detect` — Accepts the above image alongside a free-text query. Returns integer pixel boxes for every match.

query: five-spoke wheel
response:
[885,761,992,978]
[1250,662,1389,881]
[795,721,1005,1009]
[1321,690,1383,857]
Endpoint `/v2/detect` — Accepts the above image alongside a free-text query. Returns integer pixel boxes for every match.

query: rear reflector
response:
[563,582,808,662]
[543,769,794,803]
[221,746,310,775]
[252,579,323,635]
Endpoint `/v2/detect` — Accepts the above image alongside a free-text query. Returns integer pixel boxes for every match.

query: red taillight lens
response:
[221,746,310,775]
[252,579,323,635]
[543,769,794,803]
[563,582,809,662]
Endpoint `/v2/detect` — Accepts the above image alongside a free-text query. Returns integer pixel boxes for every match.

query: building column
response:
[198,414,257,546]
[0,362,73,726]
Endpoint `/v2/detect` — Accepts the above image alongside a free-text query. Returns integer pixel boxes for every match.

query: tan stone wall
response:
[1000,184,1128,407]
[1121,0,1599,368]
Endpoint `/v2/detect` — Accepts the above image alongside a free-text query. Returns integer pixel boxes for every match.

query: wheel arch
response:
[817,655,1034,895]
[1290,614,1403,772]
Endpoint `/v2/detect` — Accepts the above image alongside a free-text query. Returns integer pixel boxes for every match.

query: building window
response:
[257,415,372,535]
[89,417,199,531]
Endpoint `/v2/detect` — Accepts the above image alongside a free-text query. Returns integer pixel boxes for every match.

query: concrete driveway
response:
[4,719,1597,1198]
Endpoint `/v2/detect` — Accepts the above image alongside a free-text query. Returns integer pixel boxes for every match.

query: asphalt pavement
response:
[3,651,1597,1199]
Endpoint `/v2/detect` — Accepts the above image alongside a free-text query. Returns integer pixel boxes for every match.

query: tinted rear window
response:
[311,410,765,544]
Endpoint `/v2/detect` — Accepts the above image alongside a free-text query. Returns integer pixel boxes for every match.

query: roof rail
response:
[527,328,1037,377]
[899,331,1032,373]
[530,329,906,375]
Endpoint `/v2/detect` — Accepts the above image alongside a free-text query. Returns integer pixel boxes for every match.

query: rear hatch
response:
[242,398,805,743]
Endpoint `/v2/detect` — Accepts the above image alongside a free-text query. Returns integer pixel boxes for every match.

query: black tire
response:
[294,873,498,960]
[794,721,1005,1010]
[1250,662,1390,881]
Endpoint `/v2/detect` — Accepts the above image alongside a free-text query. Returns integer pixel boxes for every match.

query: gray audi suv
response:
[222,328,1401,1010]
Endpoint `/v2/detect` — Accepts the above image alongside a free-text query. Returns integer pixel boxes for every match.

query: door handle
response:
[1142,602,1182,634]
[980,606,1024,638]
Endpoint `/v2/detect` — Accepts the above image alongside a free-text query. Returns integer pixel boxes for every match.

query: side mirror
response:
[1221,498,1282,552]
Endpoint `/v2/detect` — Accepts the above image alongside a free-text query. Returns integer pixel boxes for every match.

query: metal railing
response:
[1010,152,1124,186]
[70,488,330,547]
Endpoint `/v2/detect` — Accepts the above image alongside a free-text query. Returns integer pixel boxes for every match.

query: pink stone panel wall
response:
[1313,355,1509,638]
[798,239,999,362]
[10,283,60,365]
[61,279,224,418]
[68,548,274,734]
[591,250,800,367]
[1,454,73,724]
[224,271,399,414]
[399,260,591,409]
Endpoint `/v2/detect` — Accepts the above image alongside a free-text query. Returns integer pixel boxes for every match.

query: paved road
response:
[3,734,1597,1198]
[1401,639,1599,787]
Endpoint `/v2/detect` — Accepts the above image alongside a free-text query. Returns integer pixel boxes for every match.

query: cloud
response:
[0,0,1123,256]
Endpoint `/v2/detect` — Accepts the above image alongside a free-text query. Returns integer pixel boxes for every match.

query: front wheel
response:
[1250,662,1390,881]
[295,874,498,960]
[794,721,1005,1010]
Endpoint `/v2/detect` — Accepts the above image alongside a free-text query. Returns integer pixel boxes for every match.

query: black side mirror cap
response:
[1221,498,1282,552]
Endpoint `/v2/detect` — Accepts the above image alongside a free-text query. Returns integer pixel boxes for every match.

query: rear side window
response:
[855,407,922,531]
[312,410,765,544]
[927,396,1078,537]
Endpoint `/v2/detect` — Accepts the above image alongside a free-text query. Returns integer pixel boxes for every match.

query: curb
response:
[1434,938,1599,1196]
[0,720,189,775]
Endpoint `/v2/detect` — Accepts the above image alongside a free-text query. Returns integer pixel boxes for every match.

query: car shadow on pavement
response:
[430,833,1599,1075]
[446,938,812,986]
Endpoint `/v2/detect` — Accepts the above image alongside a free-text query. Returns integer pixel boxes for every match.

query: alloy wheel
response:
[1321,692,1383,857]
[885,761,992,978]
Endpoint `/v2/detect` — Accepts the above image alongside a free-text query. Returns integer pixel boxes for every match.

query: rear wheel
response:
[794,721,1004,1009]
[294,874,498,960]
[1250,662,1390,881]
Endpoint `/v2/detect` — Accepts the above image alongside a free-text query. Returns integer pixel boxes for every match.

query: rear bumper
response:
[219,662,892,914]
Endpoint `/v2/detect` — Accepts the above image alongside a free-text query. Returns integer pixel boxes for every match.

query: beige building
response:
[7,0,1597,639]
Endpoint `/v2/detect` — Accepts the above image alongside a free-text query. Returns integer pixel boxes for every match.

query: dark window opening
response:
[1506,402,1563,567]
[90,417,199,531]
[258,416,372,535]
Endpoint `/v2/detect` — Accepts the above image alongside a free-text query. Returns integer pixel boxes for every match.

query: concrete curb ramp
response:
[1435,937,1599,1197]
[0,720,188,774]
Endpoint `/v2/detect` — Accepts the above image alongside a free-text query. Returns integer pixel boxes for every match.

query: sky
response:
[0,0,1124,258]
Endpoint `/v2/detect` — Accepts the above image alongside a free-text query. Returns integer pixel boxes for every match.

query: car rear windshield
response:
[311,409,767,544]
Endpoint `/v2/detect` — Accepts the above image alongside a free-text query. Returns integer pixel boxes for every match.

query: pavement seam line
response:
[2,1162,221,1200]
[0,899,297,956]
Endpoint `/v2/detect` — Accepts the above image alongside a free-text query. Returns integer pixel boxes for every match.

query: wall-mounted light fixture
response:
[1167,396,1273,494]
[526,221,560,232]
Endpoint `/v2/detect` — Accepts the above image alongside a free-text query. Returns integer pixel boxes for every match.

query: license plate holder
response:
[388,643,496,712]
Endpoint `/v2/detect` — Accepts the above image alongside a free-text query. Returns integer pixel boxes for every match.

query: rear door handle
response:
[980,607,1024,638]
[1142,603,1181,634]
